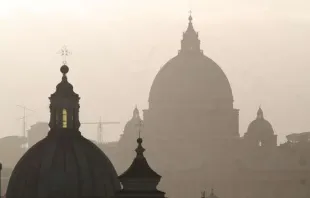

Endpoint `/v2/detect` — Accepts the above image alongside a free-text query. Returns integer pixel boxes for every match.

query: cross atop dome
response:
[58,45,72,65]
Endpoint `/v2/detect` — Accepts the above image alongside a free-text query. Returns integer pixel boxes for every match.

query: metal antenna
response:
[16,105,35,137]
[98,116,103,143]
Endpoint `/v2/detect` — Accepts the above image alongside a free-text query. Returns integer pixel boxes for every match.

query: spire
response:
[180,11,202,54]
[186,10,195,33]
[257,106,264,120]
[118,137,162,191]
[118,136,161,192]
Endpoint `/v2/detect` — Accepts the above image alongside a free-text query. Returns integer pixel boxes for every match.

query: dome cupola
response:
[180,12,202,54]
[49,64,80,131]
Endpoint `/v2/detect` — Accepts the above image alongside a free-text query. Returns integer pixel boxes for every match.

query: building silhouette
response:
[108,14,310,198]
[6,64,121,198]
[27,122,49,148]
[0,12,309,198]
[115,136,165,198]
[0,136,26,167]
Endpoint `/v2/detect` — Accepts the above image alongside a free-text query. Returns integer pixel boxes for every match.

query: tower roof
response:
[118,137,162,192]
[119,138,161,179]
[185,12,196,34]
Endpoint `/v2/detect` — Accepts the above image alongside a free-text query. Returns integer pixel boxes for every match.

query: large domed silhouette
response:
[141,14,240,173]
[149,15,233,110]
[6,64,120,198]
[149,53,233,108]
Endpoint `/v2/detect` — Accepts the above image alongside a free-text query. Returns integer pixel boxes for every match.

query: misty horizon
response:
[0,0,310,144]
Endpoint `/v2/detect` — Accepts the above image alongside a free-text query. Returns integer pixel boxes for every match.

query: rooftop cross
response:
[58,45,72,65]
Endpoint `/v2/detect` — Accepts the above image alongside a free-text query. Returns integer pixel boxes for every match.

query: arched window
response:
[62,109,67,128]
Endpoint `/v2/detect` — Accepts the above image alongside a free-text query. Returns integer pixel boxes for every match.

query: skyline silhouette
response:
[0,2,310,197]
[0,0,309,144]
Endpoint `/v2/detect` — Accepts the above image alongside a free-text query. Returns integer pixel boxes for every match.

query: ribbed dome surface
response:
[6,130,121,198]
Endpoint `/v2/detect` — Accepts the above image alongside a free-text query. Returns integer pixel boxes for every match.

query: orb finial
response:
[60,65,69,75]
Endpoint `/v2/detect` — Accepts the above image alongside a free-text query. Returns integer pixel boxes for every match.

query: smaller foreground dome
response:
[6,63,120,198]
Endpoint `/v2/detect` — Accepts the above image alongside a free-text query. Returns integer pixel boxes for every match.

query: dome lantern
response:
[48,64,80,131]
[180,12,202,54]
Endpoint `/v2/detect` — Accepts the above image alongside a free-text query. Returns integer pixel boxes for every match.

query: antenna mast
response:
[98,117,103,143]
[16,105,35,137]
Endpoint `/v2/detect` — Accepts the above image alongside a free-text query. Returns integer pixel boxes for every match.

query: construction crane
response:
[16,105,35,137]
[81,117,120,143]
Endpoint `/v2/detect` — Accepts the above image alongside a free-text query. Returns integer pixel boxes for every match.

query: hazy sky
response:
[0,0,309,143]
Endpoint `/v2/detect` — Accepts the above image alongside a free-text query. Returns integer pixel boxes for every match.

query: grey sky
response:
[0,0,309,143]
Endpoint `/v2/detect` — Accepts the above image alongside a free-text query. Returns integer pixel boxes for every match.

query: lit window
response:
[62,109,67,128]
